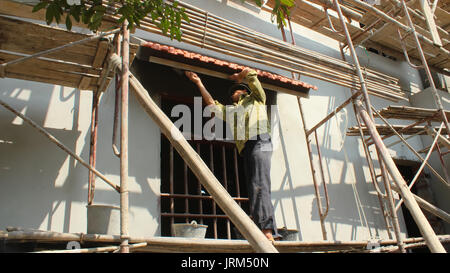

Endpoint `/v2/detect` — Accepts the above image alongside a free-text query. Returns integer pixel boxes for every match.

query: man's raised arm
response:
[185,71,215,106]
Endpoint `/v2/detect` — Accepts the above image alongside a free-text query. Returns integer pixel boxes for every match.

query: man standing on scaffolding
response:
[185,68,281,242]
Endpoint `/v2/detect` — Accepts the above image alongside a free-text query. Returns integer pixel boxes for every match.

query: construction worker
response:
[185,68,280,242]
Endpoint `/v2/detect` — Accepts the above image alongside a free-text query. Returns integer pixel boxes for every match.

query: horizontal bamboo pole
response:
[33,242,147,253]
[136,22,406,100]
[345,0,450,58]
[2,230,449,253]
[0,98,120,193]
[101,3,406,101]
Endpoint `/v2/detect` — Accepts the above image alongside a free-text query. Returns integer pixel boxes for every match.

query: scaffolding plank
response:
[378,105,450,121]
[0,16,98,66]
[347,124,449,136]
[0,51,99,90]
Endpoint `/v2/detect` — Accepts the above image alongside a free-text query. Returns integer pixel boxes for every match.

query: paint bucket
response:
[277,228,299,241]
[86,205,120,235]
[172,221,208,238]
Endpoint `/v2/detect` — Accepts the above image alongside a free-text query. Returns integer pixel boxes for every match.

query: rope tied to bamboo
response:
[79,232,86,245]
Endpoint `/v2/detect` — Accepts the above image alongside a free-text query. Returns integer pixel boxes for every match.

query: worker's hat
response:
[228,83,251,97]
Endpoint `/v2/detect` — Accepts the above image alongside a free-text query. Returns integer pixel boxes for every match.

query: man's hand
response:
[185,71,215,105]
[185,71,202,85]
[229,67,251,83]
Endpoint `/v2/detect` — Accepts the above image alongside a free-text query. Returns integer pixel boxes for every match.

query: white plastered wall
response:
[0,78,161,237]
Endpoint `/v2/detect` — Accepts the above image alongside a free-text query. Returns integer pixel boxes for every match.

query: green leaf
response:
[93,5,106,13]
[45,4,54,25]
[70,6,81,22]
[280,0,295,7]
[32,1,48,13]
[66,15,72,31]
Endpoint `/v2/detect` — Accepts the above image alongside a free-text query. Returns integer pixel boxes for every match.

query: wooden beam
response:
[419,0,443,47]
[78,77,92,90]
[92,40,110,69]
[148,56,310,98]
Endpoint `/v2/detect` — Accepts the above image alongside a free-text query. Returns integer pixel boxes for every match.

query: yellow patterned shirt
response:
[212,70,270,154]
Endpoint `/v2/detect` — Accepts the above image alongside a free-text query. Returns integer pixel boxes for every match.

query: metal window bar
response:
[161,139,249,240]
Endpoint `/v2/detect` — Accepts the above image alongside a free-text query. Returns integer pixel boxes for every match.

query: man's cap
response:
[228,83,250,97]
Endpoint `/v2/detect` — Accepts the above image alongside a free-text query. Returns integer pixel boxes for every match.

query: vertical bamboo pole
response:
[356,101,446,253]
[88,92,100,205]
[333,0,406,252]
[112,34,122,158]
[297,98,328,240]
[120,21,130,253]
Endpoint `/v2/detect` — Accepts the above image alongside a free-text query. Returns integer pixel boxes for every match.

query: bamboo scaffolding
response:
[119,21,130,253]
[378,105,450,122]
[371,107,449,186]
[33,242,147,253]
[100,1,407,101]
[339,44,393,238]
[356,101,446,253]
[88,91,100,205]
[390,184,450,224]
[397,0,450,138]
[334,0,406,252]
[344,0,450,59]
[0,22,120,69]
[394,123,444,211]
[2,230,449,253]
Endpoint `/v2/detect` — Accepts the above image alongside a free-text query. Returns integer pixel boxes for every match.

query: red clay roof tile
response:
[142,41,318,91]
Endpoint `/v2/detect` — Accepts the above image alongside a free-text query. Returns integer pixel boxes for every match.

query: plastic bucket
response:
[277,228,299,241]
[172,221,208,238]
[86,205,120,235]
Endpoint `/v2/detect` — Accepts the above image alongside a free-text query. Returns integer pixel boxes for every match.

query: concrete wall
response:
[0,79,161,237]
[1,0,444,242]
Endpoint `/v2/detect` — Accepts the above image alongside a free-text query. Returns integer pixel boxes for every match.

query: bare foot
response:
[262,229,275,242]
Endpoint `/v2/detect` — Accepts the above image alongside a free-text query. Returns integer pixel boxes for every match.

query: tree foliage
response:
[248,0,295,28]
[32,0,295,40]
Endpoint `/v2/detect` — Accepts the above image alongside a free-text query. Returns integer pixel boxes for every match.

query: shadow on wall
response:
[0,77,162,235]
[0,80,83,233]
[270,93,389,241]
[85,76,161,236]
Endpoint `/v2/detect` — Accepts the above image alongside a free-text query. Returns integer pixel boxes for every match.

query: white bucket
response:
[86,205,120,235]
[172,221,208,238]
